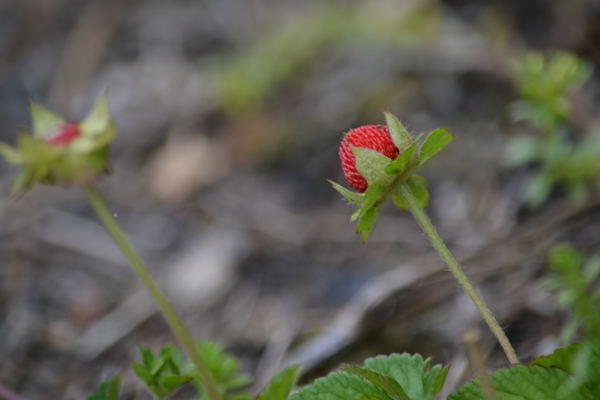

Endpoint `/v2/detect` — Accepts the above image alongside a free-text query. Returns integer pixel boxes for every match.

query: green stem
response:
[84,185,222,400]
[397,181,519,365]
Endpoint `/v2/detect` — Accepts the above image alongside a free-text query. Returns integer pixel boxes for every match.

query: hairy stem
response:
[397,181,519,365]
[84,185,221,400]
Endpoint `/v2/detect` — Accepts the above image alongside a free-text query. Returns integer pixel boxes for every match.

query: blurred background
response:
[1,0,600,398]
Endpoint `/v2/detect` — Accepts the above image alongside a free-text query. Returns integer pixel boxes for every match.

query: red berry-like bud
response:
[46,122,81,146]
[339,125,399,192]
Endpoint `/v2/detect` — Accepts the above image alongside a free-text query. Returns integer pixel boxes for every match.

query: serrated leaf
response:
[87,376,120,400]
[257,365,300,400]
[385,143,417,175]
[351,147,395,187]
[363,353,444,400]
[30,102,64,139]
[360,183,387,217]
[532,342,583,371]
[289,371,394,400]
[385,112,413,152]
[449,365,586,400]
[160,375,194,392]
[329,180,366,204]
[342,365,410,400]
[131,363,154,386]
[419,128,455,166]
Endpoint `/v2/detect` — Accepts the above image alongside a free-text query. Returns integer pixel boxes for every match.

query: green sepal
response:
[80,93,111,137]
[356,183,387,242]
[384,111,413,152]
[87,376,120,400]
[30,102,64,139]
[351,146,395,187]
[329,180,366,205]
[385,142,417,175]
[393,175,429,210]
[419,128,454,166]
[0,143,20,164]
[350,208,361,222]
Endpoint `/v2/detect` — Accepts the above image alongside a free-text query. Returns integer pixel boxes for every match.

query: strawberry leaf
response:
[342,365,410,400]
[329,180,366,204]
[449,365,587,400]
[363,353,447,400]
[384,112,413,152]
[419,128,455,166]
[289,371,394,400]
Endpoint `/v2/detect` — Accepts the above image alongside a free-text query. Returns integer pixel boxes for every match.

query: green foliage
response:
[449,365,586,400]
[505,51,600,208]
[540,245,600,395]
[290,353,447,400]
[86,376,120,400]
[132,345,193,400]
[510,52,591,133]
[333,113,454,242]
[256,365,301,400]
[183,341,253,400]
[214,4,441,116]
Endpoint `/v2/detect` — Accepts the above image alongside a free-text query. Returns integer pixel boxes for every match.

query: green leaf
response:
[329,180,366,204]
[257,365,300,400]
[384,112,413,152]
[131,363,154,387]
[419,128,455,166]
[393,175,429,211]
[160,375,194,392]
[532,342,583,371]
[351,147,395,187]
[87,376,120,400]
[342,365,410,400]
[363,353,446,400]
[448,365,587,400]
[289,371,394,400]
[30,102,64,139]
[385,143,417,175]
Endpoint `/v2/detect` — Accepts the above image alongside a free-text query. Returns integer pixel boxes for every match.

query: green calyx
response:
[0,93,115,195]
[330,112,455,242]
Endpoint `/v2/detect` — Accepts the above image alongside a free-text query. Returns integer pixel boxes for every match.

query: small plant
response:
[504,51,600,208]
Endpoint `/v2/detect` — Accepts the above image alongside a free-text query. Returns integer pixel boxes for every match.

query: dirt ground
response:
[1,0,599,399]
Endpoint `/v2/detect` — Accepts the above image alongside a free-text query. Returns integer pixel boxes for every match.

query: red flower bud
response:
[339,125,399,192]
[46,122,81,146]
